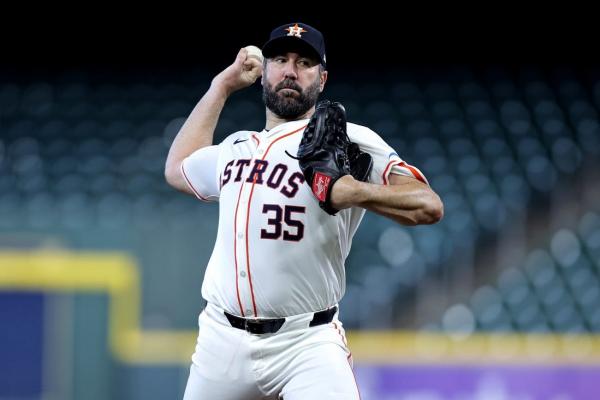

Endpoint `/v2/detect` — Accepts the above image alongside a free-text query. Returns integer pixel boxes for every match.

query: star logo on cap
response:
[286,23,307,38]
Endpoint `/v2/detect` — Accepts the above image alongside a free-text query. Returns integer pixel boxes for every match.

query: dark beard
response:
[262,77,321,119]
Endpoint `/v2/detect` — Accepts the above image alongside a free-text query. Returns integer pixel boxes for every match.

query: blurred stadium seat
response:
[438,211,600,333]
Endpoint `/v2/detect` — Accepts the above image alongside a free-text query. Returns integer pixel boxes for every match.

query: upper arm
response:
[347,125,429,186]
[388,173,428,187]
[389,172,444,224]
[179,145,221,202]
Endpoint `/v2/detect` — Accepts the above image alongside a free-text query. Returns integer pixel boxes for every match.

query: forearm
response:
[164,82,229,189]
[166,81,230,164]
[331,175,444,225]
[164,47,262,192]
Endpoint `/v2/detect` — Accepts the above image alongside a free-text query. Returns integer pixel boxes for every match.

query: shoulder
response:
[346,122,388,147]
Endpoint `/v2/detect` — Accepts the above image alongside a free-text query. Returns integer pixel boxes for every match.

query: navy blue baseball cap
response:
[262,22,327,67]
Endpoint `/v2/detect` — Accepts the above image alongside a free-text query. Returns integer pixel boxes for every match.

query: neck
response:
[264,106,315,130]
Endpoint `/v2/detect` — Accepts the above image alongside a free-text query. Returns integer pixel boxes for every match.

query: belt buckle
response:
[245,318,263,334]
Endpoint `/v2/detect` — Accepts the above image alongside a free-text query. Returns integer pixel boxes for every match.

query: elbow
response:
[417,193,444,225]
[164,168,174,187]
[164,161,181,189]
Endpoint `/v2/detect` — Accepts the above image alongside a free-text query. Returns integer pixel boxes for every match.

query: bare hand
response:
[211,48,263,96]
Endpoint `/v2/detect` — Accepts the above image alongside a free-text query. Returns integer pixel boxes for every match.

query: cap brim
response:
[262,37,324,66]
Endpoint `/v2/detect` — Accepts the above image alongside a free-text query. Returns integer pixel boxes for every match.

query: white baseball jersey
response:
[181,118,428,318]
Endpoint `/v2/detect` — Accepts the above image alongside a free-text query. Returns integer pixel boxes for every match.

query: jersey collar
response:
[261,119,309,139]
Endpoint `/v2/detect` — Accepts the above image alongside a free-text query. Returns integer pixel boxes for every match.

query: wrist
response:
[330,175,365,210]
[210,77,235,98]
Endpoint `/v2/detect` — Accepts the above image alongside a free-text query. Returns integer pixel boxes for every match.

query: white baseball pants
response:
[183,303,360,399]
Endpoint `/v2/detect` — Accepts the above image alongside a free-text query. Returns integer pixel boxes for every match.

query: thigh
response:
[279,341,360,400]
[183,311,265,400]
[183,363,266,400]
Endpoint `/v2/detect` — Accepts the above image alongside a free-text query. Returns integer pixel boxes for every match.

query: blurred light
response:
[578,285,600,307]
[473,119,502,137]
[534,100,561,118]
[444,209,474,236]
[390,253,426,286]
[500,174,530,211]
[470,285,501,311]
[378,227,414,267]
[526,156,557,192]
[506,285,529,308]
[430,173,457,194]
[457,155,481,175]
[578,212,600,238]
[475,193,506,230]
[501,100,529,118]
[552,137,582,173]
[524,249,554,274]
[413,137,443,157]
[576,119,600,155]
[517,137,544,158]
[541,118,567,137]
[550,229,581,267]
[498,267,526,293]
[10,136,39,156]
[442,304,475,340]
[540,285,567,309]
[465,100,494,118]
[465,174,491,194]
[13,154,43,176]
[414,226,444,265]
[492,156,516,175]
[506,119,531,136]
[363,265,396,303]
[422,155,447,175]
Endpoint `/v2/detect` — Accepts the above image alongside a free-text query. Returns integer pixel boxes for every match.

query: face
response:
[262,52,328,119]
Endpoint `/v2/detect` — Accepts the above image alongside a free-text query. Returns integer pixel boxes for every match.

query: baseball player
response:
[165,22,443,400]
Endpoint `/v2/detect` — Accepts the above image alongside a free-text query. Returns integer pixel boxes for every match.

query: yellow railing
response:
[2,250,600,365]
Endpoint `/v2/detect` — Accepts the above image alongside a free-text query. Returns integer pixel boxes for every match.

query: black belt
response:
[224,306,338,334]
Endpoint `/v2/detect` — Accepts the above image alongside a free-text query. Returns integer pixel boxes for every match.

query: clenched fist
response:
[211,47,263,96]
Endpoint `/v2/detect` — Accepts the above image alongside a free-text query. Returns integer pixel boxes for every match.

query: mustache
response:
[275,80,302,93]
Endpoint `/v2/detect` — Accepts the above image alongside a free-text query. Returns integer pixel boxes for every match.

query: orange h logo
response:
[286,24,307,38]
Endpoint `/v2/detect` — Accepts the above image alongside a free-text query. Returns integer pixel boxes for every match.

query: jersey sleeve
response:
[347,124,429,186]
[181,145,221,202]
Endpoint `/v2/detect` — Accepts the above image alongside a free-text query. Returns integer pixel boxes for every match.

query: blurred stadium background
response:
[2,10,599,400]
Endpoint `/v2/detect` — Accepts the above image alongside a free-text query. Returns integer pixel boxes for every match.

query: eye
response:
[298,58,317,68]
[273,56,286,63]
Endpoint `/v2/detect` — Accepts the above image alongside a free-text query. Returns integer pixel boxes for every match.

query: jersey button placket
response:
[236,179,253,315]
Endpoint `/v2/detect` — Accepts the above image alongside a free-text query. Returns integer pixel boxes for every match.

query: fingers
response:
[243,57,263,72]
[236,47,248,63]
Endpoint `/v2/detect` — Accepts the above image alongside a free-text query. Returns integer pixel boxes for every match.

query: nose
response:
[282,61,298,80]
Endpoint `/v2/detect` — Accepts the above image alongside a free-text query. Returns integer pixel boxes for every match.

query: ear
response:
[261,60,267,86]
[319,70,328,92]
